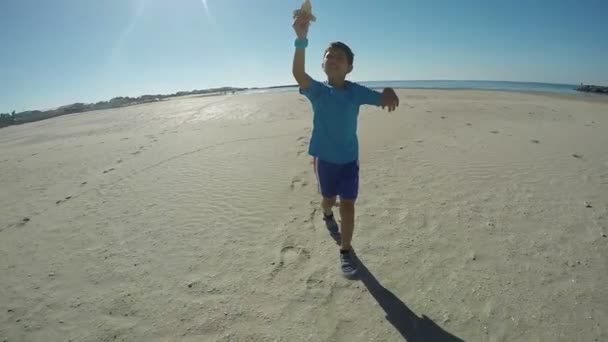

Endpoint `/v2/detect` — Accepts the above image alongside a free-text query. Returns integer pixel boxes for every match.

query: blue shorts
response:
[313,157,359,200]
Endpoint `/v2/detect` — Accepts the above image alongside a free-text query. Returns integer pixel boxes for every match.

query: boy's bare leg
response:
[321,196,336,215]
[321,196,340,243]
[339,199,355,251]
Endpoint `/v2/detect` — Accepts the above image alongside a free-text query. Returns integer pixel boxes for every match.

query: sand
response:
[1,89,607,341]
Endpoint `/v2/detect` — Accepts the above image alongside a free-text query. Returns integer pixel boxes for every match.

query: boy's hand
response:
[292,10,312,39]
[381,88,399,112]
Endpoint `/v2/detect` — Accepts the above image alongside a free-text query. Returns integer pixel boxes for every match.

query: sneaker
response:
[340,249,358,277]
[323,212,339,236]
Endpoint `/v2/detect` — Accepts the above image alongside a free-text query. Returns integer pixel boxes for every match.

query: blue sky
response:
[1,0,607,112]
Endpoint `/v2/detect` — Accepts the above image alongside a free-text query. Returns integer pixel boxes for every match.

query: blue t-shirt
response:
[300,78,382,164]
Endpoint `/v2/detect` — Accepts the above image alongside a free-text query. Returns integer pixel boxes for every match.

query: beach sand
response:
[1,90,607,341]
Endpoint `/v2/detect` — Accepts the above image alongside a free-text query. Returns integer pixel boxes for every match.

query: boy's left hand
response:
[381,88,399,112]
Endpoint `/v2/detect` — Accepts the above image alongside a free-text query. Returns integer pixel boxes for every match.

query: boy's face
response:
[322,48,352,79]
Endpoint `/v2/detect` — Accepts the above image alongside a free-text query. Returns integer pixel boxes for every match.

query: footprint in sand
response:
[296,136,309,156]
[281,246,309,264]
[290,177,300,189]
[306,273,325,289]
[4,217,32,230]
[56,196,73,205]
[270,245,311,278]
[144,135,159,143]
[17,217,30,227]
[303,207,318,224]
[304,269,336,301]
[104,293,140,320]
[290,175,308,190]
[131,146,145,155]
[185,280,221,295]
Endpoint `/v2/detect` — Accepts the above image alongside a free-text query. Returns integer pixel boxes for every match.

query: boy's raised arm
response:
[292,11,312,89]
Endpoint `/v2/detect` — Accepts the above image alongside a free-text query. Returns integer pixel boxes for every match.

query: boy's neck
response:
[327,77,347,88]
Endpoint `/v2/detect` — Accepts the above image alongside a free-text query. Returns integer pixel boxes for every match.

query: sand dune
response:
[1,90,607,341]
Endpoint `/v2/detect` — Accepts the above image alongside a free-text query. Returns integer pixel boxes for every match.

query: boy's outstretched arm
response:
[292,11,312,89]
[358,86,400,112]
[380,88,400,112]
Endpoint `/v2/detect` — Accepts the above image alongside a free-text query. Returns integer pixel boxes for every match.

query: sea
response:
[361,80,578,93]
[250,80,579,94]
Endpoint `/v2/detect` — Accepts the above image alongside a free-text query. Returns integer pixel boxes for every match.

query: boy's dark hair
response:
[325,41,354,65]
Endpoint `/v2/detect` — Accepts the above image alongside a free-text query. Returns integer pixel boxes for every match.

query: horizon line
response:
[2,79,598,113]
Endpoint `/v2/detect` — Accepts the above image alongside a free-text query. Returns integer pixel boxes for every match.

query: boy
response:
[292,10,399,277]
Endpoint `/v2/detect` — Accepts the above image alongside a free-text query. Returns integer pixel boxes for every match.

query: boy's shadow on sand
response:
[352,253,465,342]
